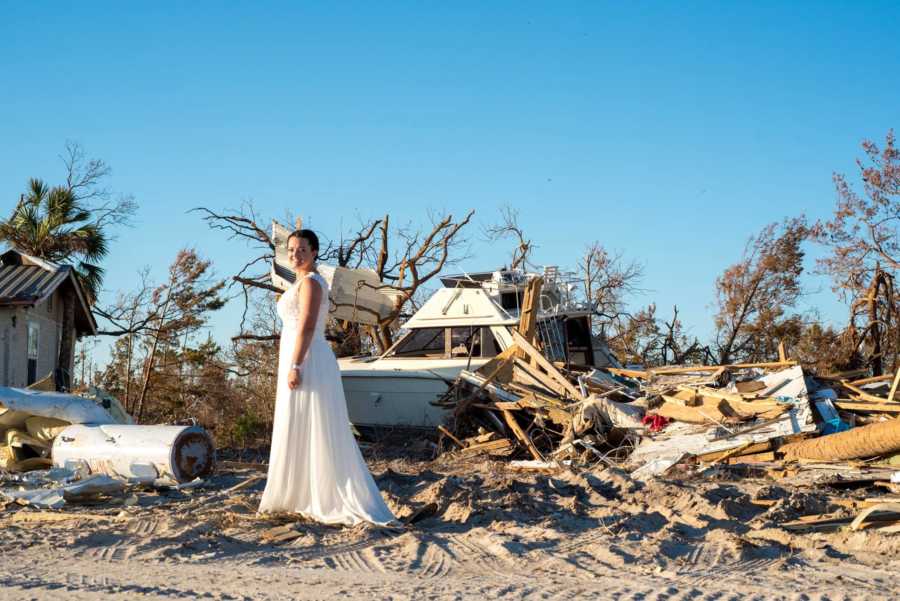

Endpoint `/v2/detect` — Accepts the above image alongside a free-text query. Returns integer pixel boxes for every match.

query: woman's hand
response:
[288,368,302,390]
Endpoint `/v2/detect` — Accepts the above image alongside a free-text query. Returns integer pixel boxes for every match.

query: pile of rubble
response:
[439,313,900,531]
[0,386,216,509]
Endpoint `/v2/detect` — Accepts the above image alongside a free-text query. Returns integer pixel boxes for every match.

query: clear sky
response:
[1,2,898,363]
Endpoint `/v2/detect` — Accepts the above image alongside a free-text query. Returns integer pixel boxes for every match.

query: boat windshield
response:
[390,328,445,357]
[386,327,499,359]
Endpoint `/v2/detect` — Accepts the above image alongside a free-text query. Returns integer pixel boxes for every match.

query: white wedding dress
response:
[259,272,397,526]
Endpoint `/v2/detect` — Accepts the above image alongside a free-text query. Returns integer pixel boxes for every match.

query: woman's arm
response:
[288,276,323,389]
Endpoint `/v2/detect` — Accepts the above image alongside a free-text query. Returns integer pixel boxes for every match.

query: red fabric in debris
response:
[642,414,670,432]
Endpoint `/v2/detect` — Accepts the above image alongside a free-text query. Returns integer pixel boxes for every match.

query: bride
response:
[259,229,397,526]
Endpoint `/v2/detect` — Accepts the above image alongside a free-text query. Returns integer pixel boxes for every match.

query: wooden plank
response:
[727,451,776,464]
[513,358,569,397]
[778,341,787,363]
[658,397,729,424]
[850,374,896,386]
[650,361,795,376]
[889,367,900,402]
[501,409,544,461]
[819,368,871,381]
[456,437,513,457]
[696,441,772,462]
[605,367,651,379]
[437,425,465,448]
[517,277,543,344]
[510,329,583,400]
[834,401,900,413]
[842,381,900,404]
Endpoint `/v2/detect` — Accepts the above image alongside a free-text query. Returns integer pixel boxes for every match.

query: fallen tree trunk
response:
[780,418,900,461]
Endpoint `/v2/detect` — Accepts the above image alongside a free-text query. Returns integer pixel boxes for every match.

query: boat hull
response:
[339,358,489,427]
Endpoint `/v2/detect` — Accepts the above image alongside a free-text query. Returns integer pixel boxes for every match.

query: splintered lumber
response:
[833,401,900,414]
[438,425,465,448]
[649,361,795,376]
[501,409,544,461]
[513,390,573,426]
[850,374,896,386]
[668,387,786,420]
[513,358,569,397]
[658,396,730,425]
[727,450,776,464]
[849,502,900,531]
[890,367,900,402]
[697,441,772,462]
[605,367,651,379]
[516,277,543,343]
[510,330,583,400]
[455,354,517,417]
[780,417,900,461]
[456,437,513,457]
[841,381,898,404]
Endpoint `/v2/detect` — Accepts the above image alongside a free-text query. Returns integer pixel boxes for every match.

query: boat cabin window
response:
[389,327,500,359]
[499,291,524,312]
[391,328,446,357]
[449,326,499,358]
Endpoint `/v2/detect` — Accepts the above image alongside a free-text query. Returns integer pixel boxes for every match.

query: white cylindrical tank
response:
[52,424,215,483]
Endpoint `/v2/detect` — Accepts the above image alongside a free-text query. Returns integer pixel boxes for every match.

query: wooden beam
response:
[849,374,895,386]
[456,437,513,457]
[650,361,796,375]
[889,367,900,403]
[834,401,900,413]
[501,409,544,461]
[517,277,543,344]
[513,357,569,397]
[842,381,900,404]
[778,341,787,363]
[437,425,465,448]
[605,367,651,379]
[510,329,583,400]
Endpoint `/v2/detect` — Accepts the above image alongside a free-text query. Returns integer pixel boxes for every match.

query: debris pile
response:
[439,300,900,531]
[0,386,216,509]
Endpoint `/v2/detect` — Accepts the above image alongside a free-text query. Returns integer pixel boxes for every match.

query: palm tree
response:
[0,178,108,390]
[0,178,108,302]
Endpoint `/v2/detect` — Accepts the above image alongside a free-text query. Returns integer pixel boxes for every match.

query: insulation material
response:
[25,416,71,444]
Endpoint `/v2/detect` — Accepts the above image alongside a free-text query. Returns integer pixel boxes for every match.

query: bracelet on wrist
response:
[291,363,303,371]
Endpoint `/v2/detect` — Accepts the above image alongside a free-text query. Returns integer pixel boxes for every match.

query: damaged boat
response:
[338,269,619,428]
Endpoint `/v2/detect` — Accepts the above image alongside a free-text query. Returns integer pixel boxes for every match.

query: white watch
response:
[291,363,303,371]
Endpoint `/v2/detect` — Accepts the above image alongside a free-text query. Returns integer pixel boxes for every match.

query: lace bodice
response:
[277,272,329,336]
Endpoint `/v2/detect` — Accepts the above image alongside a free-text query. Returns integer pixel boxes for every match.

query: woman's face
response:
[288,236,316,271]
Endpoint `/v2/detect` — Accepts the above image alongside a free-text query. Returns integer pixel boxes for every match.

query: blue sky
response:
[1,2,898,362]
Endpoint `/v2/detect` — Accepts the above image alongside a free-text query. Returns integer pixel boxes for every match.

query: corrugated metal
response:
[0,265,69,305]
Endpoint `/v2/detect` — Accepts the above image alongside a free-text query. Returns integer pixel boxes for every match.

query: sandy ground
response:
[1,443,899,600]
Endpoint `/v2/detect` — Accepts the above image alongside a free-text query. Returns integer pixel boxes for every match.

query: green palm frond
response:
[1,177,110,304]
[76,261,105,303]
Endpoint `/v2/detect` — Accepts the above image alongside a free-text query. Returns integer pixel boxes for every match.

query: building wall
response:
[0,290,67,388]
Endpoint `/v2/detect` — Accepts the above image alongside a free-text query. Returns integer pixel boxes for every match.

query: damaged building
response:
[0,248,97,390]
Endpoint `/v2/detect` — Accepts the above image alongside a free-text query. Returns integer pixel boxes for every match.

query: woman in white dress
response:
[259,229,398,526]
